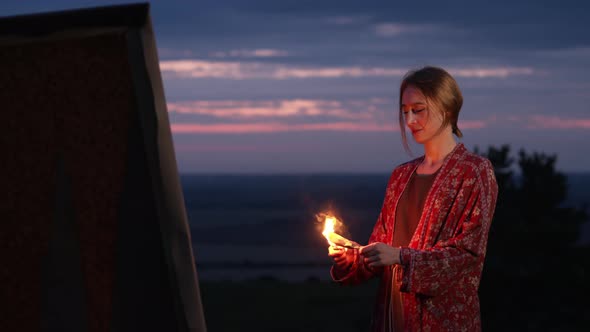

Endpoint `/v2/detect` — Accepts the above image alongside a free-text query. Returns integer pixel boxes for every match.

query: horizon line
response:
[178,171,590,176]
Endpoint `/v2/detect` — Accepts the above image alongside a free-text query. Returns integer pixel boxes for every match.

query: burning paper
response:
[319,213,360,249]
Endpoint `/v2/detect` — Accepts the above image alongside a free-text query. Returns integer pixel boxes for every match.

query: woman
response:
[329,66,498,331]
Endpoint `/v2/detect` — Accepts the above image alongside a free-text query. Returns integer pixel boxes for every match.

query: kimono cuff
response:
[330,265,358,282]
[398,247,416,293]
[330,253,375,283]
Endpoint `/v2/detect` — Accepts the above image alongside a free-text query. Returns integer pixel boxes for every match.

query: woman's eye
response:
[414,109,425,113]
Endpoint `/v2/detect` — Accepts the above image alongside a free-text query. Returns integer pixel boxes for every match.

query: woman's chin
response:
[411,131,425,144]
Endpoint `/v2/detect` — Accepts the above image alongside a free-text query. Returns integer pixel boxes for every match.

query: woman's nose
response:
[405,112,417,124]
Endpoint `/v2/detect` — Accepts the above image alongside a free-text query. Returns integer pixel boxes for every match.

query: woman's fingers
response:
[328,251,343,257]
[360,242,384,256]
[334,255,351,267]
[328,246,346,256]
[334,255,347,263]
[363,255,379,263]
[364,253,388,268]
[368,261,384,268]
[365,250,381,257]
[329,247,348,264]
[359,243,374,255]
[328,245,359,271]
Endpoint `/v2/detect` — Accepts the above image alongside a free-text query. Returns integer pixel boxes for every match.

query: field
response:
[199,264,590,332]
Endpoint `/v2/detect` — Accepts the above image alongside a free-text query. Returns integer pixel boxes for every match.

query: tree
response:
[477,146,590,330]
[476,145,587,273]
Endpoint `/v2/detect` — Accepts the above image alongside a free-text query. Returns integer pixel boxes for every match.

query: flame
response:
[322,215,338,246]
[318,212,360,249]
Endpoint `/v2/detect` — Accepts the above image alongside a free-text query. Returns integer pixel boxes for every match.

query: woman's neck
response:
[422,133,457,167]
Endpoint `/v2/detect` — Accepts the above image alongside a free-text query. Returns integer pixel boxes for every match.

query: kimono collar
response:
[403,142,466,248]
[409,142,465,175]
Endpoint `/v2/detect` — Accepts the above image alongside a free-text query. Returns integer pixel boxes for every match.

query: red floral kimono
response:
[332,143,498,331]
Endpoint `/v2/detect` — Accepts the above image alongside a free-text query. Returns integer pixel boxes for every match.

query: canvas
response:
[0,4,207,332]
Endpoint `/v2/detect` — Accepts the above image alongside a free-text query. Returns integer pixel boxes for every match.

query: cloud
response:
[272,67,407,79]
[537,46,590,56]
[174,143,258,152]
[171,122,398,134]
[158,47,195,58]
[211,49,290,58]
[324,15,372,25]
[166,97,492,135]
[374,23,441,37]
[160,59,535,80]
[167,99,379,120]
[528,115,590,129]
[457,120,488,129]
[448,67,534,78]
[160,60,258,79]
[170,119,489,134]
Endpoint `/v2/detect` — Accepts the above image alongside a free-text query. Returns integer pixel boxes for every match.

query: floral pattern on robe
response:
[331,143,498,332]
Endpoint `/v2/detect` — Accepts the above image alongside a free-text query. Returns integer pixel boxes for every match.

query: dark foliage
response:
[476,145,589,330]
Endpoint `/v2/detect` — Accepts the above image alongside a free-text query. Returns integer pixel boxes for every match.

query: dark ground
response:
[199,262,590,332]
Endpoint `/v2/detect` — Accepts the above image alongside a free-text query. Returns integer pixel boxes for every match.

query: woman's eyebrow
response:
[400,102,427,107]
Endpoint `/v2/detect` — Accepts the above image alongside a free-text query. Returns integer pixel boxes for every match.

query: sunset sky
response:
[3,0,590,173]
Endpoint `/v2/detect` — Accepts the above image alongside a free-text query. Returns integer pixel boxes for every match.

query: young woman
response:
[329,66,498,331]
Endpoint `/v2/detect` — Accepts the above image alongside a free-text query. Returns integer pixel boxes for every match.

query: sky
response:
[3,0,590,173]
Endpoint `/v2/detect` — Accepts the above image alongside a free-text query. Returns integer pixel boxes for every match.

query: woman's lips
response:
[411,129,422,134]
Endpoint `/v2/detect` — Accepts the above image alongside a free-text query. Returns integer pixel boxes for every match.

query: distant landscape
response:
[183,173,590,331]
[181,173,590,281]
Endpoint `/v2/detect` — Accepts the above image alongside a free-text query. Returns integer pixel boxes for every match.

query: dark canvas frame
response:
[0,4,206,331]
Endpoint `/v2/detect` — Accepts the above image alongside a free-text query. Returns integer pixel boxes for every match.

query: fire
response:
[318,213,360,249]
[322,215,337,246]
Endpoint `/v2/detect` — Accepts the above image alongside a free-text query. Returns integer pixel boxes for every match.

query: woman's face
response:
[401,85,445,144]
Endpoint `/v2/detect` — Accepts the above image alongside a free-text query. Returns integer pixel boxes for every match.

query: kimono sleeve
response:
[330,172,396,285]
[398,161,498,296]
[330,211,386,285]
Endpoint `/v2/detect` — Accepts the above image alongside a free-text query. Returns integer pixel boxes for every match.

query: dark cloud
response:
[4,1,586,64]
[229,0,587,24]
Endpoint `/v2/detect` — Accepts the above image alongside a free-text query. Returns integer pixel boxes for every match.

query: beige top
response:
[391,168,439,331]
[393,168,440,247]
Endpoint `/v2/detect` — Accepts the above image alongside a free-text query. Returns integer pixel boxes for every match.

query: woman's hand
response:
[328,245,357,271]
[359,242,401,268]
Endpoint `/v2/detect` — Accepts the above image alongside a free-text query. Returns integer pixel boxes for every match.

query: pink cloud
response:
[211,49,289,58]
[167,99,374,120]
[272,67,407,79]
[374,23,440,37]
[159,60,261,79]
[458,120,487,129]
[174,143,258,152]
[171,122,398,134]
[449,67,534,78]
[166,97,494,135]
[160,60,534,80]
[158,47,194,57]
[170,119,490,134]
[324,15,372,25]
[528,115,590,129]
[169,108,491,134]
